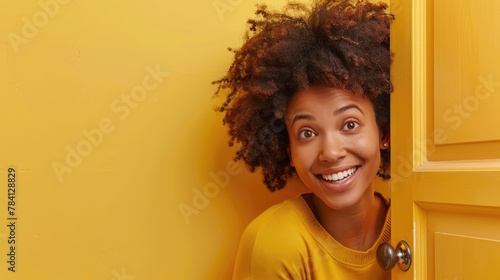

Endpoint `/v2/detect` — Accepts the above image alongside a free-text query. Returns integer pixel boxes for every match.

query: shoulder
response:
[232,195,314,279]
[240,196,309,250]
[243,196,310,241]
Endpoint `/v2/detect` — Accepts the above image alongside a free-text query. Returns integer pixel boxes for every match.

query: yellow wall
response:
[0,1,388,279]
[0,1,304,279]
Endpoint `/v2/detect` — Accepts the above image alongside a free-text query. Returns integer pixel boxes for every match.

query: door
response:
[390,0,500,279]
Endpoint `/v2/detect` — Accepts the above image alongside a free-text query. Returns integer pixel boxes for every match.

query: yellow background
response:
[0,0,388,279]
[0,0,304,280]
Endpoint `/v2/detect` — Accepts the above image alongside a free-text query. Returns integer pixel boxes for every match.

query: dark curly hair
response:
[213,0,393,192]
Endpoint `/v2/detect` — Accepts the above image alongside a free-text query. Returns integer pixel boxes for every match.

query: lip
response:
[316,165,360,193]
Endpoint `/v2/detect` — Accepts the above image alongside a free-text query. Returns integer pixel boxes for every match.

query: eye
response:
[342,120,359,131]
[298,129,316,139]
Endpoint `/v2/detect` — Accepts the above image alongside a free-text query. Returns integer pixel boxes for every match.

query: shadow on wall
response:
[178,109,306,279]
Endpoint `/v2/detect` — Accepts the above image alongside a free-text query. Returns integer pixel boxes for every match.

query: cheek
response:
[289,141,316,174]
[355,134,381,162]
[291,144,313,167]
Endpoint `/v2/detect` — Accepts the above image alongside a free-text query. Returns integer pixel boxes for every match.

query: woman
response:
[213,0,393,278]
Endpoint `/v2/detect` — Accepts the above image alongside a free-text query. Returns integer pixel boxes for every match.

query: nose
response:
[318,133,347,162]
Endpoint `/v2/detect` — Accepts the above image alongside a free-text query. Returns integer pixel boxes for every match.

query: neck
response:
[311,192,387,251]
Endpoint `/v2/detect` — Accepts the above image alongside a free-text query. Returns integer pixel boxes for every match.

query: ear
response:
[380,133,390,150]
[287,146,294,166]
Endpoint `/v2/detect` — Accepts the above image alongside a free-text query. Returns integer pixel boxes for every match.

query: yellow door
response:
[390,0,500,279]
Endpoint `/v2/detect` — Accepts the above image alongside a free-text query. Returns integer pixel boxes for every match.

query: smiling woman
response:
[213,0,393,279]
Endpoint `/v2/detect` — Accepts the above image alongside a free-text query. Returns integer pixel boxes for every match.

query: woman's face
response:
[286,87,384,211]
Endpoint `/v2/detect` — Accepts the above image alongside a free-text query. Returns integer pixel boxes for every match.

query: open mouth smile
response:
[320,166,358,183]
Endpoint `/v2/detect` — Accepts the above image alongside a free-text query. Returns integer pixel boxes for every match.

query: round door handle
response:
[376,240,412,271]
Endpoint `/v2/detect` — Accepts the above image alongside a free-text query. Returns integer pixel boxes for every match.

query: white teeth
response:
[321,167,357,182]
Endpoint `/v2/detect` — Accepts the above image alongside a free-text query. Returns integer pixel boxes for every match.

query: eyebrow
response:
[334,104,364,116]
[291,114,315,126]
[290,103,364,126]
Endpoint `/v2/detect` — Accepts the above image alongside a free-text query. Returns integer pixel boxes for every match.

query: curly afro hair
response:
[213,0,393,192]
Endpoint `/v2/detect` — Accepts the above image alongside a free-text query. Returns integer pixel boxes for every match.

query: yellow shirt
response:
[232,193,391,280]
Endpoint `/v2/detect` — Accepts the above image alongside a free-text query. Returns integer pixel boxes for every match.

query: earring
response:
[383,143,388,147]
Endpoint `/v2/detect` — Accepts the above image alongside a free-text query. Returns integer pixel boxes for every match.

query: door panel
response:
[434,0,500,145]
[391,0,500,279]
[435,232,500,279]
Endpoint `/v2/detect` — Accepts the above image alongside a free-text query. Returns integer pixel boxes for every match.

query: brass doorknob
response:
[376,241,412,271]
